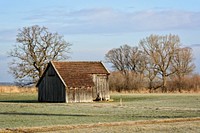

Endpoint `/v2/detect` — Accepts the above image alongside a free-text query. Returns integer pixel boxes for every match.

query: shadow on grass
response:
[0,111,186,119]
[0,100,38,103]
[135,115,184,119]
[0,112,89,117]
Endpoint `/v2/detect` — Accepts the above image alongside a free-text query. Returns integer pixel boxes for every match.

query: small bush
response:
[109,71,145,92]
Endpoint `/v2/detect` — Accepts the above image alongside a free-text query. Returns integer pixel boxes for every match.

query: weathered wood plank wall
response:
[67,87,93,103]
[93,74,110,100]
[38,64,66,102]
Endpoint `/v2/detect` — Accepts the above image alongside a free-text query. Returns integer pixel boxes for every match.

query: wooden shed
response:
[36,61,110,103]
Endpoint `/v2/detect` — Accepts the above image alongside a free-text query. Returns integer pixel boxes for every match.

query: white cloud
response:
[23,8,200,34]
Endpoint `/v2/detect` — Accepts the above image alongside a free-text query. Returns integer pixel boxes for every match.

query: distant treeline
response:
[0,82,16,86]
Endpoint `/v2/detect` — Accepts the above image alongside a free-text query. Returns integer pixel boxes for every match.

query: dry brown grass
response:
[109,71,200,93]
[0,86,37,93]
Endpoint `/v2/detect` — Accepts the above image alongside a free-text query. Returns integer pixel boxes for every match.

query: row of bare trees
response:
[106,34,196,92]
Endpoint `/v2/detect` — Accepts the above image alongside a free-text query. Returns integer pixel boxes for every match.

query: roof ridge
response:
[52,61,102,63]
[52,60,102,62]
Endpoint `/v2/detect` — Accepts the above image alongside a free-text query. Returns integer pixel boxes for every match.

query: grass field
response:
[0,93,199,132]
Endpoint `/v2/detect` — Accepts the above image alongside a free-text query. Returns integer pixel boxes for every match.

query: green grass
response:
[0,93,199,130]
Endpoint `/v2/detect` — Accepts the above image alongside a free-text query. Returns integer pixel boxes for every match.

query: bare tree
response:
[171,47,195,91]
[105,44,144,90]
[105,44,144,73]
[9,25,71,85]
[139,34,180,92]
[106,45,134,73]
[172,47,195,78]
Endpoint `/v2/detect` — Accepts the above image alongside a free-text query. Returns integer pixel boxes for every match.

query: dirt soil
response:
[1,117,200,133]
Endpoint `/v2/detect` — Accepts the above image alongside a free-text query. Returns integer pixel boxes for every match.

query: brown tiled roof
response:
[52,61,109,87]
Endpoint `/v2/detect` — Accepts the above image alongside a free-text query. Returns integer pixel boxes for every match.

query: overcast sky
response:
[0,0,200,82]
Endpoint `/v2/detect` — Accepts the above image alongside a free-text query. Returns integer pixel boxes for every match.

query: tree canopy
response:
[9,25,71,85]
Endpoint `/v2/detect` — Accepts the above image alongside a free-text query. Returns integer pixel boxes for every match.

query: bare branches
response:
[139,34,181,92]
[172,47,195,79]
[105,44,143,74]
[8,25,72,85]
[106,34,195,92]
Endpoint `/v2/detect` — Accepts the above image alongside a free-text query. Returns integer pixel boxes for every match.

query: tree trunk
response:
[148,80,153,93]
[178,76,183,93]
[162,75,167,93]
